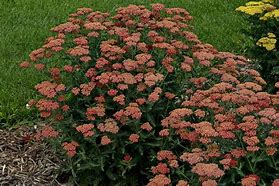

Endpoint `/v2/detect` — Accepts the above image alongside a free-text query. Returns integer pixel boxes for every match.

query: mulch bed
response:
[0,125,64,186]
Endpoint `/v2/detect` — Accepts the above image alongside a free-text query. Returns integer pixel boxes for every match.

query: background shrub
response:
[22,4,279,185]
[236,0,279,92]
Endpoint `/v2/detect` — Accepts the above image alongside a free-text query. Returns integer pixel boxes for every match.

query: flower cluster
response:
[62,141,79,157]
[236,1,274,16]
[256,32,277,50]
[21,4,279,185]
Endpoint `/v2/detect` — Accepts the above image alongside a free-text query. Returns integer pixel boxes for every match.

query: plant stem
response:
[235,132,255,173]
[271,156,278,170]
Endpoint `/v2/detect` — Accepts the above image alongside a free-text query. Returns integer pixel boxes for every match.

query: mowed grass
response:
[0,0,251,126]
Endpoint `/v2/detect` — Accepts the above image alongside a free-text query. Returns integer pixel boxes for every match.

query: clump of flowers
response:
[21,4,279,185]
[236,1,275,16]
[236,0,279,92]
[256,32,277,50]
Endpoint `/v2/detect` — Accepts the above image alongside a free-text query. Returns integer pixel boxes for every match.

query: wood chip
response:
[0,126,64,185]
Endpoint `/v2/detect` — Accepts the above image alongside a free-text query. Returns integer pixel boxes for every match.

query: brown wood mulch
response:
[0,125,64,186]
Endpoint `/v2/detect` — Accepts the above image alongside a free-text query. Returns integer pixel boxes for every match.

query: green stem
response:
[271,156,278,170]
[235,132,255,173]
[177,169,190,180]
[170,138,188,150]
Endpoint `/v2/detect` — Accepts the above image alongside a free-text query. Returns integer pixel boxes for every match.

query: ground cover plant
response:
[0,0,250,127]
[20,3,279,185]
[236,0,279,92]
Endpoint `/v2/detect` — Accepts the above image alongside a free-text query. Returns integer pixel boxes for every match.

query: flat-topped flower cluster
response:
[21,4,279,185]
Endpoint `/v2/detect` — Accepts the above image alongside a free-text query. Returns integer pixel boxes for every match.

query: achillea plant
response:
[21,4,279,185]
[236,0,279,92]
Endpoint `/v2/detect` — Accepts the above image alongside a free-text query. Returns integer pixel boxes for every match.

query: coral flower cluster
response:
[21,4,279,185]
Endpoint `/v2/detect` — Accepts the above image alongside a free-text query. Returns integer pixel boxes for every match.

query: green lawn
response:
[0,0,251,126]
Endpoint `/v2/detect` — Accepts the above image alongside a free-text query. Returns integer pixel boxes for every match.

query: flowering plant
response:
[21,4,279,185]
[236,0,279,92]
